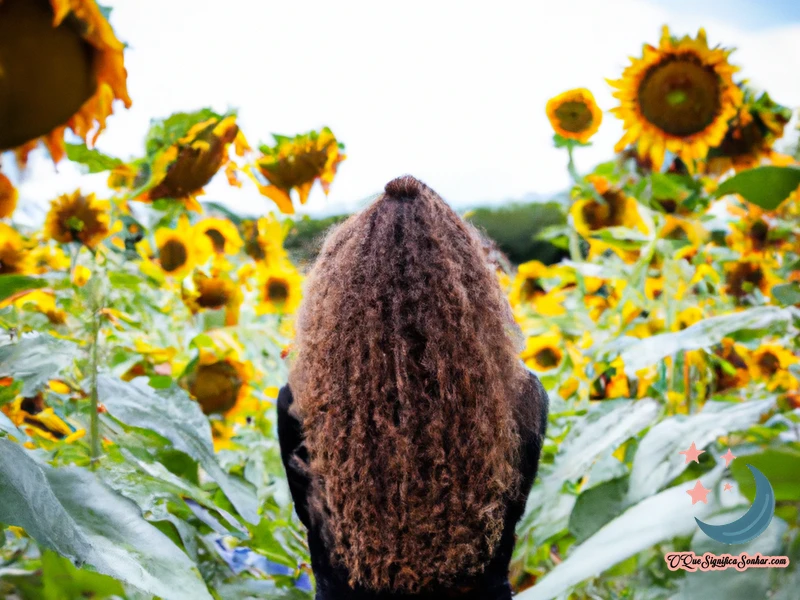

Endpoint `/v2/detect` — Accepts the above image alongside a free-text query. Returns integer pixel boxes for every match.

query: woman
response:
[277,175,549,599]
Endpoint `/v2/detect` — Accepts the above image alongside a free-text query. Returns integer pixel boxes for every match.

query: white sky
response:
[9,0,800,223]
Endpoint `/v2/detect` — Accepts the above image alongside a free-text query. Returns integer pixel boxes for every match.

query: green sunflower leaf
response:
[0,274,48,302]
[715,166,800,210]
[0,334,78,396]
[64,143,122,173]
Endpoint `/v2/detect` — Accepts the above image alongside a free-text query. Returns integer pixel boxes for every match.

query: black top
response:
[276,371,549,600]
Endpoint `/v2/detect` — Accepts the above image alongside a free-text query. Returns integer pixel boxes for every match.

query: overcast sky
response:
[10,0,800,222]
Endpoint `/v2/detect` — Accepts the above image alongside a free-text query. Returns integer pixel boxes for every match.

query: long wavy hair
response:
[287,175,535,593]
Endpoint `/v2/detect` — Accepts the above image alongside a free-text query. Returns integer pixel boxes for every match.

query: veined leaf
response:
[97,376,259,524]
[618,306,792,372]
[715,166,800,210]
[65,143,123,173]
[0,439,212,600]
[0,334,78,396]
[627,397,775,503]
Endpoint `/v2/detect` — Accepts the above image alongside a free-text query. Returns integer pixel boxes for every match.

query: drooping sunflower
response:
[704,89,793,175]
[251,128,346,214]
[546,88,603,143]
[255,261,303,315]
[194,217,243,257]
[0,223,32,275]
[2,395,84,444]
[522,334,564,372]
[0,173,18,219]
[148,216,207,280]
[135,112,246,211]
[609,27,743,171]
[44,191,110,248]
[183,268,242,326]
[241,214,290,266]
[0,0,131,163]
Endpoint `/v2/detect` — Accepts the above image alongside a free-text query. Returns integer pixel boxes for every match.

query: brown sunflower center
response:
[725,262,764,298]
[553,101,594,134]
[520,277,545,302]
[160,239,188,273]
[534,348,561,369]
[267,279,289,303]
[758,353,780,377]
[205,228,227,253]
[0,246,25,275]
[749,220,769,249]
[638,56,721,137]
[189,362,242,415]
[581,191,628,230]
[197,281,230,309]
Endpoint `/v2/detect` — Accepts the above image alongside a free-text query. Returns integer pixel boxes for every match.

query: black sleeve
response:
[520,370,549,492]
[276,384,312,529]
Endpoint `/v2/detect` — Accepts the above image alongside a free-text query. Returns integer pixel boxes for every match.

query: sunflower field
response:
[1,4,800,599]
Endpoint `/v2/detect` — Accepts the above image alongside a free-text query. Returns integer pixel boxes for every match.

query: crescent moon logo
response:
[695,464,776,545]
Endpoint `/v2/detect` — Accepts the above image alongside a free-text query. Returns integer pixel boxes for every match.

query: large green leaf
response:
[0,334,79,396]
[772,283,800,307]
[618,307,792,372]
[731,447,800,502]
[715,166,800,210]
[627,398,774,504]
[97,376,259,523]
[0,439,212,600]
[0,275,48,302]
[516,464,725,600]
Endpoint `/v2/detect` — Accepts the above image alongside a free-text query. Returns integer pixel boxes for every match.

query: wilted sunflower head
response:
[610,26,742,171]
[141,114,241,210]
[0,172,18,219]
[546,88,603,143]
[0,0,130,162]
[256,262,303,315]
[187,360,245,416]
[705,90,792,175]
[0,223,32,275]
[252,127,346,214]
[44,191,110,248]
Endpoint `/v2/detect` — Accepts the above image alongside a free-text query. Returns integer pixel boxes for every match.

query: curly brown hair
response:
[287,175,535,593]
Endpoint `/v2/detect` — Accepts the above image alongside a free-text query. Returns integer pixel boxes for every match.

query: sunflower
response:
[509,261,566,316]
[28,241,70,273]
[522,334,564,372]
[183,268,242,326]
[723,259,779,301]
[0,173,18,219]
[242,215,290,266]
[147,215,207,280]
[44,191,110,248]
[609,27,742,171]
[590,357,630,400]
[251,128,346,214]
[0,223,32,275]
[710,339,750,393]
[704,90,793,175]
[726,212,784,256]
[571,176,645,238]
[0,0,130,163]
[184,339,255,418]
[194,217,243,256]
[546,88,603,143]
[2,395,84,443]
[748,344,798,391]
[660,215,707,248]
[136,114,244,211]
[256,262,303,315]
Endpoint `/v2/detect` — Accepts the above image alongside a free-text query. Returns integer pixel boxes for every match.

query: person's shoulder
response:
[521,367,549,440]
[277,383,294,412]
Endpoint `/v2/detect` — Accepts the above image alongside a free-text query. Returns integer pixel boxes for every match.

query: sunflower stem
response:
[89,305,101,469]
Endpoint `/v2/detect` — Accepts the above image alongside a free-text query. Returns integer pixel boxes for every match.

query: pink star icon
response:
[687,480,710,505]
[723,483,733,492]
[722,448,736,467]
[679,442,705,464]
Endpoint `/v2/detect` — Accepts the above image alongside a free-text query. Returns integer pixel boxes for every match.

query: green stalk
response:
[90,307,101,468]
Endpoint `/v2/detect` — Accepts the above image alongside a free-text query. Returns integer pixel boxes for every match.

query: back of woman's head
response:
[287,174,533,593]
